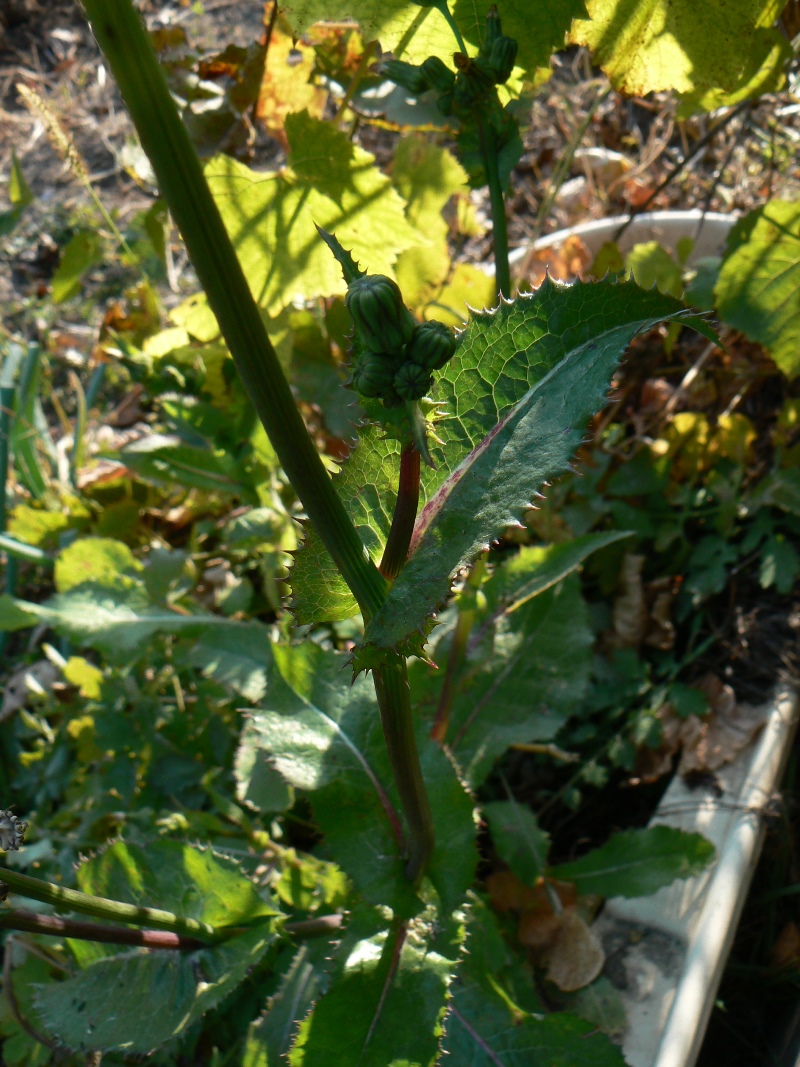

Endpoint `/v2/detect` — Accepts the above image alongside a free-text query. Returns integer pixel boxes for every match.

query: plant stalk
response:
[372,656,435,882]
[478,115,511,299]
[0,908,207,951]
[0,867,218,943]
[379,445,420,581]
[80,0,388,623]
[430,556,486,743]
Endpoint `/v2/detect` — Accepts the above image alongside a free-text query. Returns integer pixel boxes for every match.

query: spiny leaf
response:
[364,281,707,650]
[206,111,420,316]
[35,842,279,1054]
[236,642,476,915]
[289,910,458,1067]
[714,200,800,379]
[549,825,716,898]
[76,839,278,927]
[35,926,274,1055]
[290,278,703,627]
[243,941,335,1067]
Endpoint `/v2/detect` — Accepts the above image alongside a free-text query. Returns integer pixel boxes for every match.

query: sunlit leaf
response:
[206,111,420,315]
[715,200,800,379]
[571,0,790,104]
[51,229,104,303]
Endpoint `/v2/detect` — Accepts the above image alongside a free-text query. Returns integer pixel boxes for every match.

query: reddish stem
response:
[379,445,421,581]
[0,908,206,951]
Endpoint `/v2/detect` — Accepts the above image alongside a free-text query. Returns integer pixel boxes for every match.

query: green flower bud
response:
[484,5,502,48]
[405,320,456,371]
[383,59,429,95]
[352,352,399,399]
[488,36,517,84]
[346,274,415,354]
[394,361,433,401]
[437,90,454,116]
[421,55,455,94]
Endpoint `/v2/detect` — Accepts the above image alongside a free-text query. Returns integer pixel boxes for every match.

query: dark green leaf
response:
[364,280,706,649]
[549,825,715,898]
[483,799,550,884]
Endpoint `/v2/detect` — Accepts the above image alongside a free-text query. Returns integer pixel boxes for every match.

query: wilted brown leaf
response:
[544,910,606,992]
[678,675,768,775]
[525,234,592,288]
[610,553,648,647]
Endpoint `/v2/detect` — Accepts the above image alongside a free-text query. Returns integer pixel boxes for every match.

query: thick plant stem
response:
[379,445,420,581]
[372,657,435,882]
[0,909,207,951]
[478,116,511,299]
[80,0,387,623]
[0,867,218,943]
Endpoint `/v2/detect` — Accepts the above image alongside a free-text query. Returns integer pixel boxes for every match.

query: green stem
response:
[0,908,207,951]
[433,0,467,53]
[0,533,52,565]
[372,657,435,882]
[379,445,420,581]
[430,556,486,743]
[0,867,217,943]
[477,115,510,299]
[80,0,388,623]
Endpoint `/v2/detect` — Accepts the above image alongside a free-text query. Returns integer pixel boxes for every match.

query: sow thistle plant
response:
[0,0,742,1063]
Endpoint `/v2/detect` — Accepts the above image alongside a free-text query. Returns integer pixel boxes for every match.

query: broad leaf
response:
[4,585,264,660]
[571,0,790,105]
[289,910,456,1067]
[54,537,142,593]
[715,200,800,379]
[483,799,550,884]
[425,574,593,787]
[549,825,715,898]
[278,0,455,67]
[481,531,633,616]
[36,926,273,1054]
[364,283,708,649]
[206,111,420,316]
[236,643,476,914]
[183,622,273,702]
[292,279,705,629]
[35,841,279,1054]
[391,136,467,310]
[119,433,253,495]
[76,839,278,926]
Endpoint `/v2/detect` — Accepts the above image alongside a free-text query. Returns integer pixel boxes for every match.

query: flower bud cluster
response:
[382,7,517,120]
[346,274,456,407]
